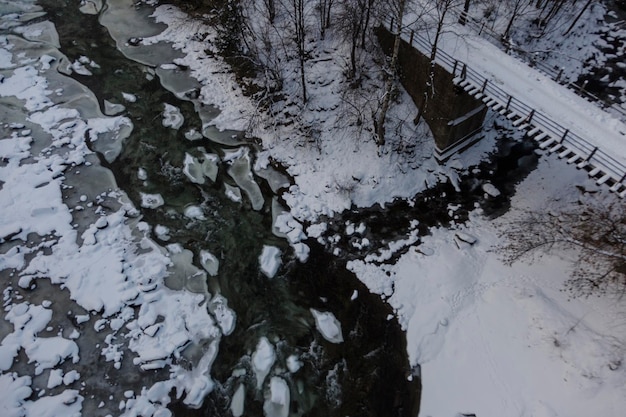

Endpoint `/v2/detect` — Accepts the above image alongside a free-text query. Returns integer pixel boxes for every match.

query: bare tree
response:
[290,0,308,103]
[458,0,471,25]
[502,0,533,41]
[414,0,461,125]
[499,200,626,298]
[335,0,369,79]
[563,0,594,36]
[375,0,407,146]
[318,0,334,38]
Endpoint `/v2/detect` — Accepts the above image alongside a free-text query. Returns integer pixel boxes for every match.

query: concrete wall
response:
[375,26,487,155]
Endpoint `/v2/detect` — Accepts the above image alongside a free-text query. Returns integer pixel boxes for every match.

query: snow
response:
[2,1,625,417]
[348,157,626,417]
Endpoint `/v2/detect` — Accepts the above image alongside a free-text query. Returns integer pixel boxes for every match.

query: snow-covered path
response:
[394,13,626,191]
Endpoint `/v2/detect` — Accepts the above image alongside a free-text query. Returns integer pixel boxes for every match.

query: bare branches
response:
[499,200,626,298]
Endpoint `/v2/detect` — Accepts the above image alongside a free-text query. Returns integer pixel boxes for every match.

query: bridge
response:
[378,16,626,197]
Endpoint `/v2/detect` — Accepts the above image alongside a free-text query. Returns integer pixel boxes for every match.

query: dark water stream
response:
[38,1,419,416]
[318,132,539,263]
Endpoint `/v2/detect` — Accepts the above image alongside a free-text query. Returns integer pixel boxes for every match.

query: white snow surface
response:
[349,158,626,417]
[2,1,625,417]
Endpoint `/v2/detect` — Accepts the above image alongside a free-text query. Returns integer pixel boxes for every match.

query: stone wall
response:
[375,26,487,156]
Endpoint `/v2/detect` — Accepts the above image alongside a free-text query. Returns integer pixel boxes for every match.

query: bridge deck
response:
[386,15,626,196]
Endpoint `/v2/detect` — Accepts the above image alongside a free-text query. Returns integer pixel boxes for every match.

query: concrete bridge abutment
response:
[376,26,487,160]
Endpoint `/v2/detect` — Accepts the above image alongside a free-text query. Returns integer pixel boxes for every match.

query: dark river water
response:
[37,1,422,416]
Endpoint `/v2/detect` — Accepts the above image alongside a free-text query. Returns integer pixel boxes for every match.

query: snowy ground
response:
[1,0,625,417]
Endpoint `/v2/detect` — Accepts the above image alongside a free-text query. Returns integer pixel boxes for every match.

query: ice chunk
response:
[103,100,125,116]
[47,369,63,389]
[201,153,219,182]
[259,246,281,278]
[62,370,80,385]
[310,309,343,344]
[208,294,235,336]
[183,153,205,184]
[286,355,302,373]
[226,148,264,210]
[200,250,219,276]
[184,205,205,220]
[263,377,290,417]
[162,103,184,130]
[154,225,170,241]
[252,337,275,389]
[286,228,306,244]
[230,383,245,417]
[122,92,136,102]
[292,242,310,263]
[140,193,164,209]
[224,184,242,203]
[482,183,501,197]
[185,128,203,141]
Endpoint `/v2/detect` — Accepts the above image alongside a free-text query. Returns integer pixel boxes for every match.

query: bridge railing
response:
[382,17,626,185]
[450,57,626,184]
[452,9,626,122]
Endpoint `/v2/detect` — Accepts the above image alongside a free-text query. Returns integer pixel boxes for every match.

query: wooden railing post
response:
[555,68,563,83]
[410,30,414,46]
[390,17,394,31]
[526,109,535,123]
[560,129,569,143]
[481,79,488,93]
[505,95,513,110]
[452,60,458,76]
[585,146,598,161]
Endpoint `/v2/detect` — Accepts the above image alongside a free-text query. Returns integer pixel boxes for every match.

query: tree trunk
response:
[564,0,593,35]
[376,2,405,145]
[293,0,307,103]
[458,0,471,25]
[416,1,449,125]
[361,0,374,48]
